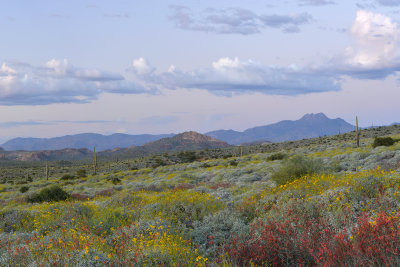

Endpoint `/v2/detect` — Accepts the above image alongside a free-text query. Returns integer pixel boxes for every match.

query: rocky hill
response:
[140,131,230,152]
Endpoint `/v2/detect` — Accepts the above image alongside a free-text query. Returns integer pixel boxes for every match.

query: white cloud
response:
[44,58,68,75]
[0,60,152,105]
[132,57,154,75]
[346,10,400,68]
[133,57,340,96]
[212,57,241,69]
[169,6,313,35]
[330,10,400,79]
[0,63,17,75]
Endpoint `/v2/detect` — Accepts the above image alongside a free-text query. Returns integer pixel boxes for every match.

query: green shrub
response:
[190,210,248,260]
[26,185,70,203]
[76,169,87,178]
[272,155,323,186]
[60,174,75,181]
[229,160,238,166]
[177,151,197,163]
[373,137,396,148]
[108,176,121,184]
[19,186,29,193]
[267,152,286,161]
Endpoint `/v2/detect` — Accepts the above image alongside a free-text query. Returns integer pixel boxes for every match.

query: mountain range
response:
[1,131,230,161]
[1,133,173,151]
[206,113,355,145]
[1,113,355,151]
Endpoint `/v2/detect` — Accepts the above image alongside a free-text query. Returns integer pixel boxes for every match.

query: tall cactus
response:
[356,116,360,147]
[93,147,97,175]
[45,161,49,180]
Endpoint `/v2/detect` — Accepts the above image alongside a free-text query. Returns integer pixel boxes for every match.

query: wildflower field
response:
[2,133,400,266]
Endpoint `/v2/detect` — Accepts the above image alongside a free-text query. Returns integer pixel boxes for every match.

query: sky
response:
[1,0,400,142]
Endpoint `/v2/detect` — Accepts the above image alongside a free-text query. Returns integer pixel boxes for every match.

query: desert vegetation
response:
[1,128,400,266]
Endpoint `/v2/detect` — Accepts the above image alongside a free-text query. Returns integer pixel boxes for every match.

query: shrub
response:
[190,210,248,260]
[108,176,121,184]
[226,214,335,266]
[19,186,29,193]
[229,160,238,166]
[373,137,395,148]
[177,151,197,163]
[0,209,34,233]
[267,152,286,161]
[271,155,323,186]
[60,174,75,181]
[76,169,87,177]
[26,185,70,203]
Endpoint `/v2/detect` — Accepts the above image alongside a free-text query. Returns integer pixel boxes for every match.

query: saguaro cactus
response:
[356,116,360,147]
[45,161,49,180]
[93,147,97,175]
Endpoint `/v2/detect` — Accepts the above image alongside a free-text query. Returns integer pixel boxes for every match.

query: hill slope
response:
[206,113,355,145]
[139,131,230,152]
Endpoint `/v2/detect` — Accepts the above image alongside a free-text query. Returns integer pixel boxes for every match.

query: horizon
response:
[1,1,400,143]
[1,111,389,144]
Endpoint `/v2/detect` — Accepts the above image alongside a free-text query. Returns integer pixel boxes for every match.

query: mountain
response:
[139,131,230,152]
[1,113,355,151]
[206,113,355,145]
[0,131,229,162]
[1,133,174,151]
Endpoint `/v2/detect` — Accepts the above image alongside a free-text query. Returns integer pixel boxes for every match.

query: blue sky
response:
[1,0,400,142]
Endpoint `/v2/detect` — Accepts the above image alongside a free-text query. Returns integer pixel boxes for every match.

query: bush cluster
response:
[372,137,396,148]
[60,174,75,181]
[26,185,70,203]
[271,155,324,185]
[267,152,286,161]
[19,186,29,193]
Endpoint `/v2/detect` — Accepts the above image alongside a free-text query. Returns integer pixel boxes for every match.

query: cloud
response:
[332,10,400,79]
[132,57,341,96]
[0,121,52,128]
[132,57,155,75]
[0,120,116,128]
[374,0,400,6]
[259,13,313,33]
[131,11,400,95]
[103,13,130,19]
[299,0,335,5]
[0,59,153,105]
[169,6,313,34]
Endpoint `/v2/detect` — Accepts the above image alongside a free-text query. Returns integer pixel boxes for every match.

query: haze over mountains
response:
[1,113,355,151]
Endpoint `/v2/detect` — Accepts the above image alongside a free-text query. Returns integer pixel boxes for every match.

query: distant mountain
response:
[1,133,174,151]
[139,131,230,152]
[206,113,355,145]
[1,131,229,162]
[1,113,355,151]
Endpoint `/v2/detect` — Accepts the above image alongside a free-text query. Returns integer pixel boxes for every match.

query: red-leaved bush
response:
[226,211,400,266]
